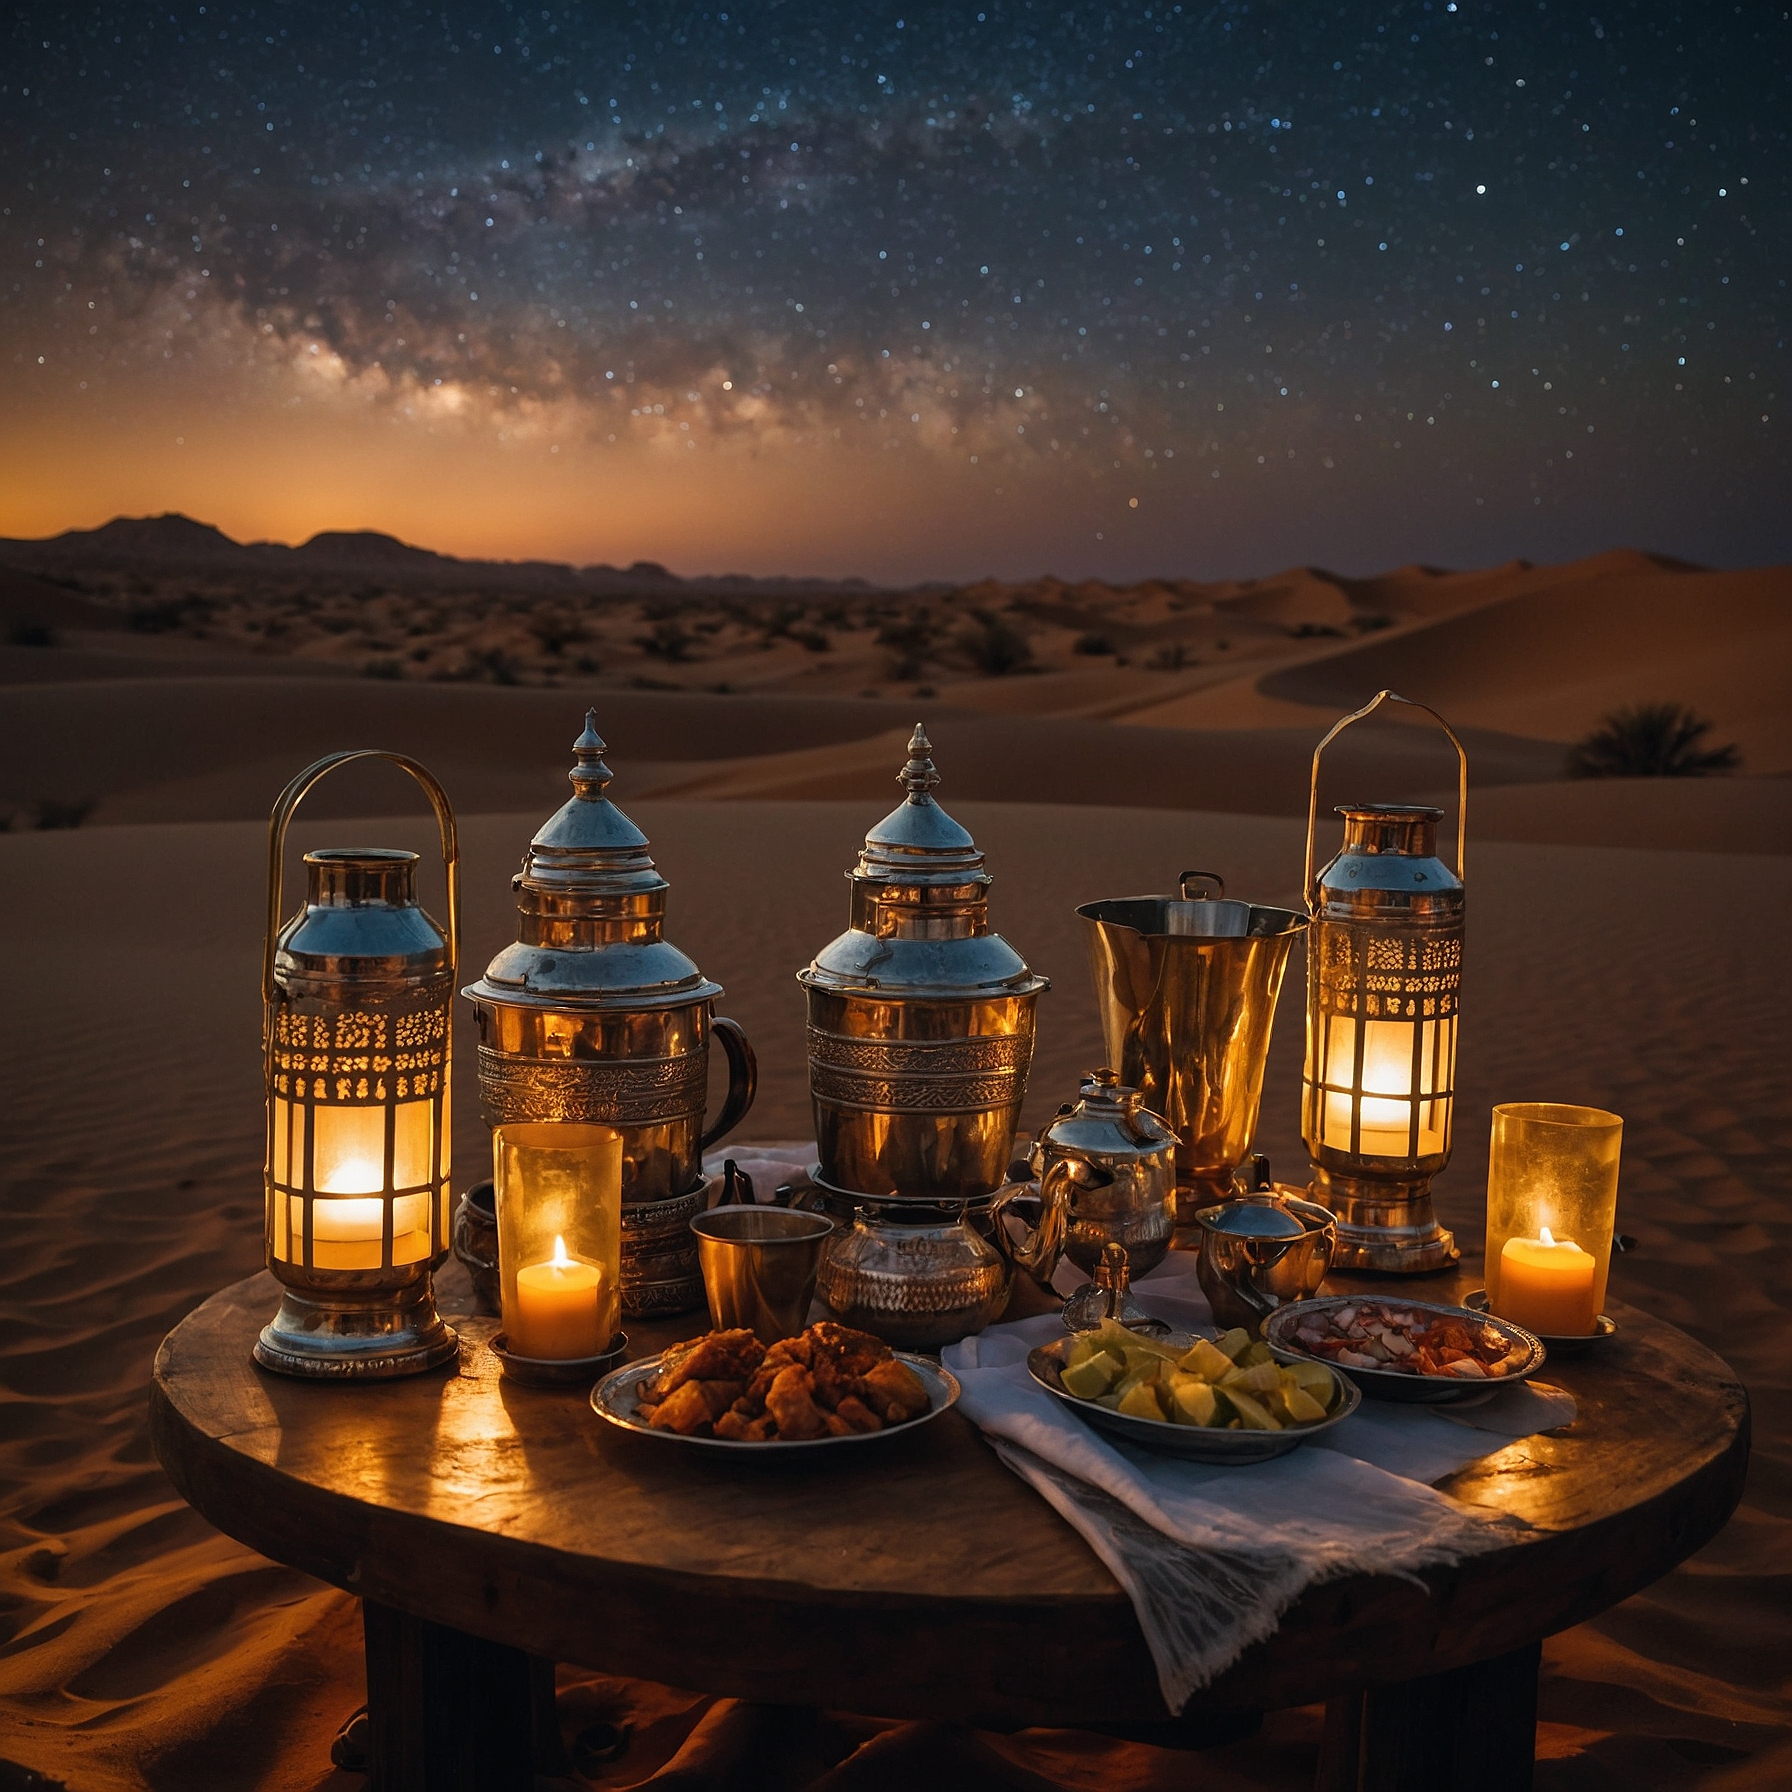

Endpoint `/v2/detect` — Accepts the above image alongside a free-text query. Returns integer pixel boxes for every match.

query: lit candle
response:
[511,1235,606,1360]
[1496,1227,1597,1336]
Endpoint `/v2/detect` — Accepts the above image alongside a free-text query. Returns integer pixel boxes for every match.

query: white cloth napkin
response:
[942,1254,1576,1712]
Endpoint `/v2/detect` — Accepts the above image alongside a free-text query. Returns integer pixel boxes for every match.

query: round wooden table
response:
[151,1267,1747,1792]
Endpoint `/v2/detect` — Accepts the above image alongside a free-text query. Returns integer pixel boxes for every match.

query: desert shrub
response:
[638,619,693,661]
[959,611,1031,677]
[1570,703,1740,778]
[463,647,520,685]
[877,615,935,680]
[1073,631,1114,656]
[1352,613,1396,633]
[1148,642,1196,671]
[363,658,403,680]
[128,599,188,633]
[530,612,586,656]
[8,620,56,646]
[1289,621,1345,639]
[792,627,832,653]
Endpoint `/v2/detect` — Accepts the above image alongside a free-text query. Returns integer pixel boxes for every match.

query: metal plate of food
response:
[591,1348,959,1451]
[1264,1296,1546,1404]
[1026,1334,1361,1464]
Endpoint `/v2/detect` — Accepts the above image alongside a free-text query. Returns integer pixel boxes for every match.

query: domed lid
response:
[1035,1068,1179,1165]
[1195,1194,1316,1240]
[855,725,989,890]
[518,710,668,902]
[799,726,1046,998]
[463,711,718,1012]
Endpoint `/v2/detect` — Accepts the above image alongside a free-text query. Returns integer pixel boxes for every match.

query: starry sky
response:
[2,2,1787,582]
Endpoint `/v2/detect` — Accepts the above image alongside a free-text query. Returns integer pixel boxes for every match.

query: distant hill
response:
[0,513,890,600]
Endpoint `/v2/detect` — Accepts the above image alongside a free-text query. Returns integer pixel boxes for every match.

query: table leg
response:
[1317,1641,1540,1792]
[361,1599,542,1792]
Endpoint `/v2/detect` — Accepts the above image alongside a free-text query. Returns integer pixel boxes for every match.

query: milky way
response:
[2,2,1788,576]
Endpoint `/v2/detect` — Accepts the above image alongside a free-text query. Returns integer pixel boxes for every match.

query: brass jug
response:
[799,727,1047,1204]
[1078,874,1306,1211]
[463,712,757,1209]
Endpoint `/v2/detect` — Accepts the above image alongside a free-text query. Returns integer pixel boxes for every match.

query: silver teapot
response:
[1192,1187,1336,1335]
[1030,1069,1179,1280]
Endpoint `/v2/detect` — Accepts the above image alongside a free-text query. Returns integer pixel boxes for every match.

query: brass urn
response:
[463,713,757,1312]
[799,726,1047,1204]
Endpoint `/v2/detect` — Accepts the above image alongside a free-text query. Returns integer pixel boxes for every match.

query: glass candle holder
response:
[493,1123,623,1360]
[1484,1102,1623,1335]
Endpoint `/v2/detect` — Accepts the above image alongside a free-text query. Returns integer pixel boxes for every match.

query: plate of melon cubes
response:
[1027,1319,1361,1463]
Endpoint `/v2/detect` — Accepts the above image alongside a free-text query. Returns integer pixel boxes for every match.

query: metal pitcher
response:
[1078,873,1306,1210]
[464,712,757,1210]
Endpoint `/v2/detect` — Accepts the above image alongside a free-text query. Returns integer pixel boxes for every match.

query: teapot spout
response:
[988,1175,1068,1288]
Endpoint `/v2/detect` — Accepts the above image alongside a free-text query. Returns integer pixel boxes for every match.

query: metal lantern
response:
[255,752,461,1378]
[1301,691,1465,1273]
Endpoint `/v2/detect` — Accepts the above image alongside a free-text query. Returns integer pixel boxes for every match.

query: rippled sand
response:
[1,797,1786,1789]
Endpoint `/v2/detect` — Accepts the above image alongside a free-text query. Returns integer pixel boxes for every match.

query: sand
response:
[2,800,1788,1791]
[1,546,1788,1789]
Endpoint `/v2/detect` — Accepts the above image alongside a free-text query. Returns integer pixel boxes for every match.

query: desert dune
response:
[1,536,1788,1790]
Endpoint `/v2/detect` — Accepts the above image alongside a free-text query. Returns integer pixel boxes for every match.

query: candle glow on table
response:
[1496,1227,1598,1336]
[511,1235,607,1360]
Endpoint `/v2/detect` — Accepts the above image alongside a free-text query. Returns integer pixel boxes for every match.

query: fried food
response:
[628,1321,933,1442]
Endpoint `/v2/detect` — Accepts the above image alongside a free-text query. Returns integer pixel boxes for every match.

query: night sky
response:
[3,2,1787,581]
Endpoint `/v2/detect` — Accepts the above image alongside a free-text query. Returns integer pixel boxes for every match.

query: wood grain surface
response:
[149,1266,1747,1730]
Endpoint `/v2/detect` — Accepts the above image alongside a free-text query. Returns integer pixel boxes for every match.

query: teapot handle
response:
[1178,870,1225,901]
[990,1162,1081,1288]
[700,1016,759,1152]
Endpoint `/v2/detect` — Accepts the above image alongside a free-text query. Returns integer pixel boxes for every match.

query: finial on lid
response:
[570,708,614,802]
[898,724,940,803]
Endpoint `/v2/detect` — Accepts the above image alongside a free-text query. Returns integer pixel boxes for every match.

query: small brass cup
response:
[691,1205,835,1344]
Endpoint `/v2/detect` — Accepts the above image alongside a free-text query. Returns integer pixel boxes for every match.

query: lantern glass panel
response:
[1485,1102,1622,1326]
[1312,1013,1455,1161]
[493,1122,622,1360]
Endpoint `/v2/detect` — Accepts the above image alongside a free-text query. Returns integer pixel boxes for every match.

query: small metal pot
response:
[1192,1192,1336,1335]
[819,1207,1012,1351]
[452,1180,501,1315]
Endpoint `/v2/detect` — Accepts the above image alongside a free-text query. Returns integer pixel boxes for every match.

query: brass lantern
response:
[1301,692,1465,1273]
[255,752,461,1378]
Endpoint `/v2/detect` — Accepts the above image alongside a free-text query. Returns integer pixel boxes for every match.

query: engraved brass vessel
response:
[799,727,1047,1204]
[1078,874,1306,1212]
[463,712,757,1313]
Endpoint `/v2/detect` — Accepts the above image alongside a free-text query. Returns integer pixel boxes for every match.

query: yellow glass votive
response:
[1484,1102,1622,1334]
[493,1122,622,1360]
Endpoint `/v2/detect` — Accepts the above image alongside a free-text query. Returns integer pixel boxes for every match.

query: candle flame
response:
[1539,1226,1557,1247]
[551,1234,571,1268]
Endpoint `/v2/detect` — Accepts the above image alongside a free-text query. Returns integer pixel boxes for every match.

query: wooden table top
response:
[150,1265,1748,1729]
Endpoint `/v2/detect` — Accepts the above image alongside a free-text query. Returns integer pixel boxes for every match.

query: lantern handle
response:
[1303,690,1468,906]
[263,751,461,1008]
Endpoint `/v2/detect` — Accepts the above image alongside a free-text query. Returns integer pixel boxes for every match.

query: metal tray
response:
[1026,1335,1360,1464]
[590,1350,959,1451]
[1264,1296,1546,1404]
[1464,1288,1617,1356]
